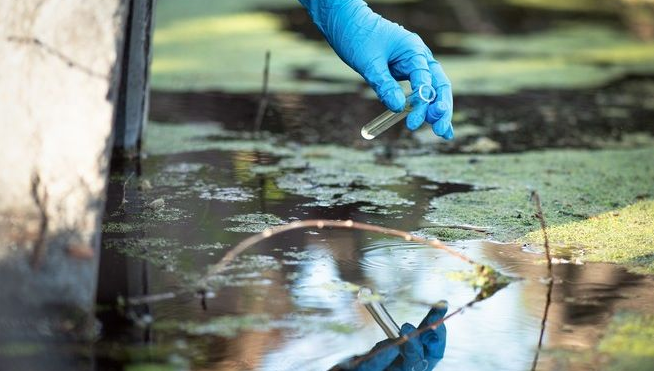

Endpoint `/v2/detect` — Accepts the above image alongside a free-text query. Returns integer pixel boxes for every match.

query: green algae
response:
[447,264,513,300]
[224,213,286,233]
[145,122,293,156]
[340,189,414,207]
[412,227,486,242]
[525,200,654,274]
[195,185,254,202]
[152,7,358,93]
[154,0,654,94]
[266,144,412,210]
[397,147,654,246]
[102,221,143,234]
[140,205,188,222]
[158,314,272,337]
[425,189,536,242]
[438,24,654,94]
[103,238,180,271]
[182,242,224,251]
[598,312,654,370]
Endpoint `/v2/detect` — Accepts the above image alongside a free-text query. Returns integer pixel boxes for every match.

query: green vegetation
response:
[153,0,654,94]
[598,312,654,370]
[525,200,654,274]
[398,147,654,271]
[438,24,654,94]
[447,264,513,300]
[145,122,292,157]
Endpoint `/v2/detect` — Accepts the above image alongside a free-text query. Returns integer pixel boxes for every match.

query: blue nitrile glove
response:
[299,0,454,139]
[336,302,448,371]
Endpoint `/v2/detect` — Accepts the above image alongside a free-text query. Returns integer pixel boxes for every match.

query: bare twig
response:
[425,223,490,233]
[531,191,552,274]
[119,172,134,210]
[253,50,271,132]
[205,219,478,279]
[530,190,554,371]
[129,219,482,306]
[30,173,49,269]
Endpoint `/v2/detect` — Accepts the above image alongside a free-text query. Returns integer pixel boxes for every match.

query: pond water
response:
[94,133,654,371]
[91,0,654,370]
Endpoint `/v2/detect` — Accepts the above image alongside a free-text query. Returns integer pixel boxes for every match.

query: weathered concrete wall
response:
[0,0,127,338]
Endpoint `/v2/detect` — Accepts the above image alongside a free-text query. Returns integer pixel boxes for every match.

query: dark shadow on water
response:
[150,74,654,153]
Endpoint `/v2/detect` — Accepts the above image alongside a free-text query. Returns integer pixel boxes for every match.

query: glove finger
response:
[363,59,405,113]
[428,61,454,140]
[419,301,448,360]
[399,323,425,368]
[405,55,432,131]
[426,100,448,124]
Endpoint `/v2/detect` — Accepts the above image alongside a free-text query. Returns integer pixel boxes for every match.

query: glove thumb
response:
[362,60,405,112]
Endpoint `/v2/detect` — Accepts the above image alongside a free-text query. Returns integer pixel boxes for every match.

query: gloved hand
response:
[299,0,454,139]
[335,302,448,371]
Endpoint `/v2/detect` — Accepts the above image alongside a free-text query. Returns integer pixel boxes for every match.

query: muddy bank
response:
[150,74,654,153]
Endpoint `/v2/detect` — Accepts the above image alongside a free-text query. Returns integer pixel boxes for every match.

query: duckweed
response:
[224,213,286,233]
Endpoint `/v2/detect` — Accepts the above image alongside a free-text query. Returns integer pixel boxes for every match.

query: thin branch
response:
[253,50,271,133]
[130,219,482,306]
[530,190,554,371]
[204,219,478,279]
[30,173,49,269]
[531,191,552,275]
[426,223,490,233]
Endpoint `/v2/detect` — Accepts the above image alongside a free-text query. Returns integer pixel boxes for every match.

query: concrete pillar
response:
[0,0,128,344]
[113,0,156,157]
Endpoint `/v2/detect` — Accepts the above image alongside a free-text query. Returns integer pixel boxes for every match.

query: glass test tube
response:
[360,84,437,140]
[358,287,400,338]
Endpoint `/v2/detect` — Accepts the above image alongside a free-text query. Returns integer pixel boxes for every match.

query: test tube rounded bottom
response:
[358,287,401,339]
[360,110,409,140]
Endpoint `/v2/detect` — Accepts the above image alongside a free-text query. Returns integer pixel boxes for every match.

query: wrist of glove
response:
[335,303,448,371]
[299,0,454,139]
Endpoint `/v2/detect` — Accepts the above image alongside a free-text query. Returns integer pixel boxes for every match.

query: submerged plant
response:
[447,264,513,301]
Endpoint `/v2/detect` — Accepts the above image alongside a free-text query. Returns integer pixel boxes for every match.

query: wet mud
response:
[150,75,654,153]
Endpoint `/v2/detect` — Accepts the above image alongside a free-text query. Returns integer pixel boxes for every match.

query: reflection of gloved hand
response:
[336,303,448,371]
[299,0,454,139]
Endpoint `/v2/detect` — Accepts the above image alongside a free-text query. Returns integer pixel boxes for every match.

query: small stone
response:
[138,179,153,191]
[147,198,165,210]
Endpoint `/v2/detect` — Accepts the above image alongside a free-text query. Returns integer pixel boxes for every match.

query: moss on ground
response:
[598,312,654,370]
[439,25,654,94]
[397,147,654,271]
[145,122,293,157]
[154,0,654,94]
[525,200,654,274]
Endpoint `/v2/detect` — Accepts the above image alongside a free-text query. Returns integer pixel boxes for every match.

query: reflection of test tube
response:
[358,287,400,338]
[360,84,437,140]
[358,287,431,371]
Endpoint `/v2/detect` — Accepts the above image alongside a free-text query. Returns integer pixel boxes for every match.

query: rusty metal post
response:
[113,0,156,157]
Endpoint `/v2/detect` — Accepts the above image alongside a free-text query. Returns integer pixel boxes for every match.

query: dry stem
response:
[205,219,478,279]
[530,190,553,371]
[253,50,271,132]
